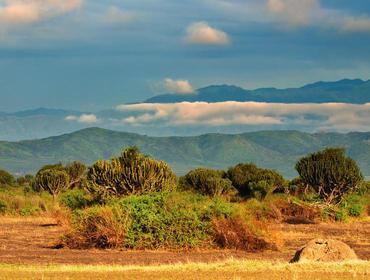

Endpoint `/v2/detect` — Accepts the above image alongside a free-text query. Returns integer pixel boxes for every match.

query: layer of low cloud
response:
[65,114,98,123]
[0,0,82,25]
[164,78,194,94]
[185,21,230,45]
[116,102,370,131]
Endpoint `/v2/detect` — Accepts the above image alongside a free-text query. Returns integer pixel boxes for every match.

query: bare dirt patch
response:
[0,217,369,265]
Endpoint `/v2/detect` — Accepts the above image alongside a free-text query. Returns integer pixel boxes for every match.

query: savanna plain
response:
[0,147,369,279]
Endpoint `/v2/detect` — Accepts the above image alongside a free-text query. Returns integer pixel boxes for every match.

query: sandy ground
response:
[0,217,369,265]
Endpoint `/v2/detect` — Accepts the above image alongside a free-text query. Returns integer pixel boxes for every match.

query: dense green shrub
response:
[227,163,284,199]
[340,194,368,217]
[64,192,239,249]
[33,169,70,199]
[180,168,237,199]
[296,148,363,204]
[87,147,177,201]
[0,169,14,186]
[334,209,347,222]
[59,189,93,210]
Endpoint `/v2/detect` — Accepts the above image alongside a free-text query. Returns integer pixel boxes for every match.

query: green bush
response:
[179,168,237,199]
[348,204,363,217]
[87,147,177,201]
[296,148,363,204]
[64,192,238,249]
[20,206,41,216]
[334,209,347,222]
[0,169,14,186]
[340,194,368,217]
[60,189,93,210]
[227,163,284,199]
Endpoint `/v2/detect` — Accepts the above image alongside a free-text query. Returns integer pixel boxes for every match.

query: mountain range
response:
[1,78,370,141]
[144,79,370,103]
[1,127,369,178]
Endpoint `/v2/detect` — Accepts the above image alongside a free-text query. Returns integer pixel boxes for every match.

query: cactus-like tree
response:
[65,161,86,188]
[0,169,14,186]
[34,169,70,199]
[87,147,177,200]
[180,168,237,199]
[227,163,284,199]
[295,148,363,204]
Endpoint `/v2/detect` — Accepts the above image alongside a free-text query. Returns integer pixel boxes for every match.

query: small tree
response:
[180,168,237,199]
[295,148,363,204]
[227,163,284,199]
[65,161,86,188]
[0,169,14,186]
[34,169,70,200]
[87,147,177,200]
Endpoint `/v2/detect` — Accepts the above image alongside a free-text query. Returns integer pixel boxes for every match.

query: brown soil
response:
[0,217,369,265]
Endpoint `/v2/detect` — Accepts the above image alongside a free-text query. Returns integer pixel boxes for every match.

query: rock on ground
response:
[291,238,358,263]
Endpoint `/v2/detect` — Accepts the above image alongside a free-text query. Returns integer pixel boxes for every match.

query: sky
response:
[0,0,370,112]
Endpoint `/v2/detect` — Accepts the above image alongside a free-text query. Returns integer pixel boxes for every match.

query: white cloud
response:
[0,0,82,25]
[164,78,194,94]
[266,0,320,26]
[209,0,370,33]
[266,0,370,32]
[102,6,135,24]
[65,114,98,123]
[116,101,370,131]
[341,17,370,32]
[185,21,230,45]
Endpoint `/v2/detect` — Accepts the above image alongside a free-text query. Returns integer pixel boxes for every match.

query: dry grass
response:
[212,217,273,251]
[0,259,369,280]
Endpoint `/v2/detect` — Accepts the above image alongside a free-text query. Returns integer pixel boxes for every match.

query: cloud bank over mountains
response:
[115,102,370,132]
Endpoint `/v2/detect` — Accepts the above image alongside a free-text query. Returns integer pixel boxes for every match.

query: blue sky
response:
[0,0,370,112]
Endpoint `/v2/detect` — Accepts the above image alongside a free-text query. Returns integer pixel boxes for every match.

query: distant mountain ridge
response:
[144,79,370,104]
[1,78,370,141]
[1,127,369,178]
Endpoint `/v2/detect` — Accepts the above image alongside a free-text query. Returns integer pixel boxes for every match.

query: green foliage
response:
[65,161,86,189]
[357,181,370,196]
[16,174,34,186]
[296,148,363,204]
[340,194,368,217]
[59,189,93,210]
[0,199,7,214]
[87,147,177,201]
[179,168,237,199]
[227,163,284,199]
[20,206,41,216]
[0,169,14,186]
[33,169,70,199]
[65,192,237,249]
[334,209,347,222]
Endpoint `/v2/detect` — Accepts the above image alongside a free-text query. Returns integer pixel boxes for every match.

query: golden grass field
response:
[0,260,369,280]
